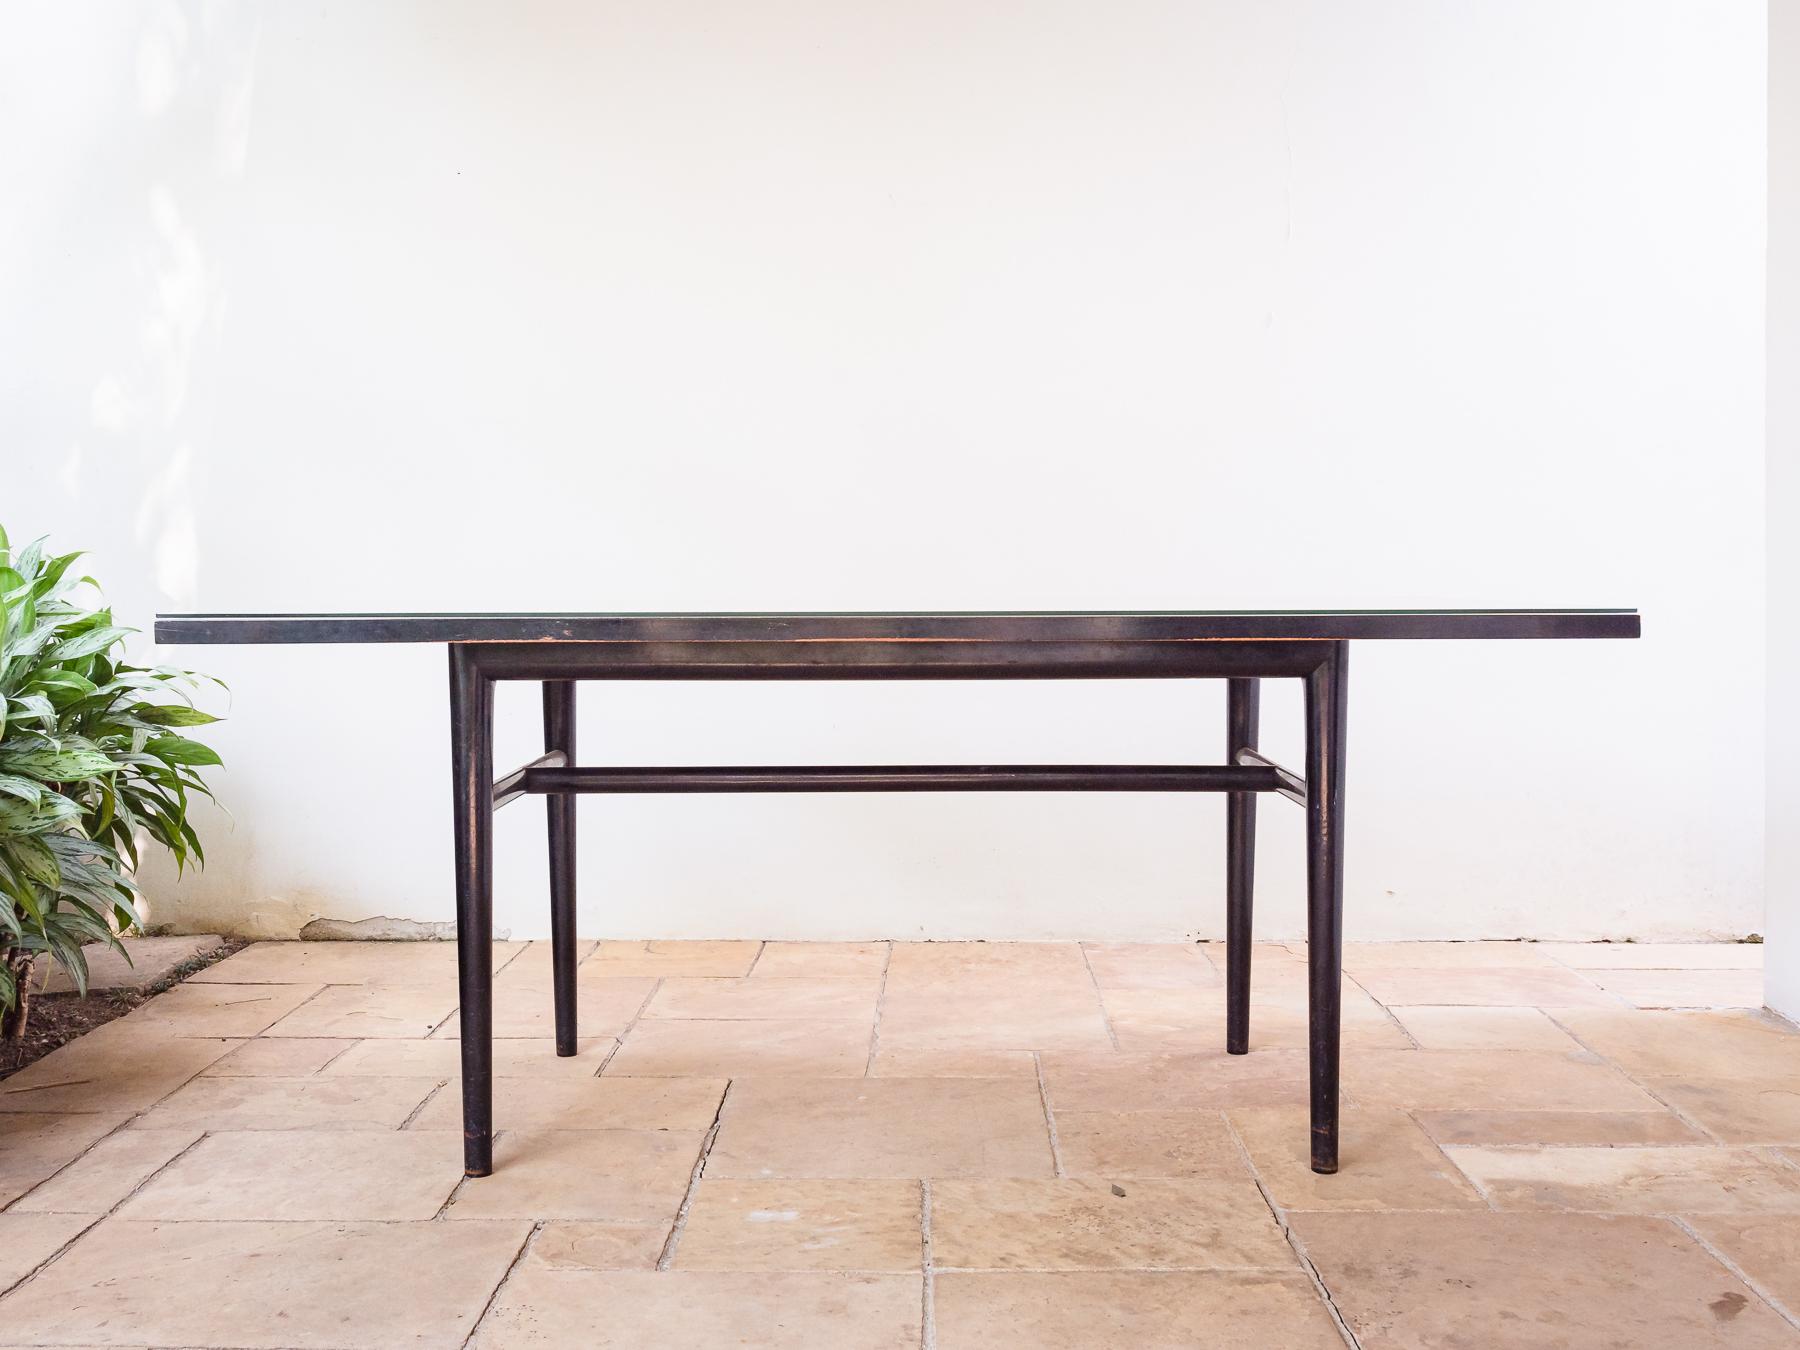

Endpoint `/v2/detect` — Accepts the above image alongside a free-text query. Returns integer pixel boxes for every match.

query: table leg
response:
[450,645,495,1177]
[544,680,578,1056]
[1304,641,1348,1174]
[1225,678,1260,1055]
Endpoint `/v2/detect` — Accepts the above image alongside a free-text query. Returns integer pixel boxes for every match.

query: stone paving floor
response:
[0,938,1793,1348]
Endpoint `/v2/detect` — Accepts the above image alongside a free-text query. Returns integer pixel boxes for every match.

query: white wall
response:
[3,1,1767,943]
[1770,0,1800,1019]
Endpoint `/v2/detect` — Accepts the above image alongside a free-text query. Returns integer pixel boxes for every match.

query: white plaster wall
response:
[1769,0,1800,1019]
[2,2,1768,942]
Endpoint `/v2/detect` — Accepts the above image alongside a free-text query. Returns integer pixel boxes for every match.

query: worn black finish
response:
[443,638,1329,682]
[492,752,566,810]
[1225,679,1260,1057]
[544,682,578,1058]
[518,764,1285,794]
[154,609,1641,645]
[156,609,1639,1181]
[448,646,495,1177]
[1234,747,1305,806]
[1304,642,1350,1174]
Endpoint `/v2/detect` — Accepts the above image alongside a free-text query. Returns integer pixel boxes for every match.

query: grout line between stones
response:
[1405,1109,1499,1211]
[311,1038,362,1074]
[602,978,666,1076]
[864,943,895,1077]
[1540,1011,1728,1145]
[1670,1215,1800,1334]
[655,1080,731,1271]
[920,1178,936,1350]
[460,1217,541,1349]
[1220,1113,1364,1350]
[1361,982,1421,1050]
[1031,1052,1065,1178]
[1076,945,1123,1052]
[399,1079,451,1131]
[0,1124,215,1303]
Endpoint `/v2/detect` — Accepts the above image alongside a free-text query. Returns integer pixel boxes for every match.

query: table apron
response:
[451,638,1331,681]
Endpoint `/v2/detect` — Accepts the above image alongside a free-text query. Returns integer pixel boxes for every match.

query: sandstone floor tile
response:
[1203,942,1306,969]
[1053,1110,1249,1180]
[1390,1005,1582,1052]
[1080,943,1220,990]
[930,1177,1293,1271]
[1351,965,1618,1008]
[1342,1050,1659,1112]
[528,1220,668,1272]
[645,977,879,1021]
[470,1269,920,1348]
[10,1129,199,1214]
[0,1023,233,1113]
[0,1114,127,1207]
[1414,1109,1706,1147]
[413,1075,725,1132]
[1555,1010,1800,1080]
[867,1048,1039,1078]
[1339,941,1562,969]
[673,1179,922,1271]
[1229,1106,1485,1211]
[607,1018,871,1077]
[885,941,1092,988]
[584,940,762,977]
[491,938,598,981]
[1445,1145,1800,1214]
[933,1271,1343,1349]
[1541,943,1765,970]
[118,1129,462,1220]
[435,977,655,1039]
[0,1217,533,1348]
[445,1129,703,1222]
[324,1036,615,1078]
[1294,1211,1797,1348]
[1648,1078,1800,1145]
[264,983,457,1038]
[708,1078,1054,1179]
[751,942,889,979]
[191,939,520,985]
[120,981,324,1038]
[1688,1216,1800,1316]
[1103,988,1410,1053]
[39,933,224,994]
[1041,1048,1313,1112]
[128,1075,440,1132]
[202,1036,347,1076]
[1587,969,1766,1009]
[0,1213,91,1293]
[875,993,1113,1053]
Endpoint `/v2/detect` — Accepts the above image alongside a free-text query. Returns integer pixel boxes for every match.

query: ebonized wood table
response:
[156,609,1640,1176]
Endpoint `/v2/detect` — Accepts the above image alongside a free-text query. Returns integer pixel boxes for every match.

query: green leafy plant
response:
[0,526,222,1039]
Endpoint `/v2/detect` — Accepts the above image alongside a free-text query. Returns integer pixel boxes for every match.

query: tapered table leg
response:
[450,645,495,1177]
[1225,678,1260,1055]
[544,680,578,1056]
[1304,641,1349,1174]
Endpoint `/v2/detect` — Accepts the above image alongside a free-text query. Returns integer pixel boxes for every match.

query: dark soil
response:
[0,938,251,1080]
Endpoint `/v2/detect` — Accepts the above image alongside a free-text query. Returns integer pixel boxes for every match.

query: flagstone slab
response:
[929,1177,1294,1271]
[10,1129,200,1215]
[933,1271,1343,1349]
[0,1218,533,1348]
[40,935,225,994]
[707,1078,1055,1179]
[1294,1211,1795,1349]
[469,1269,920,1349]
